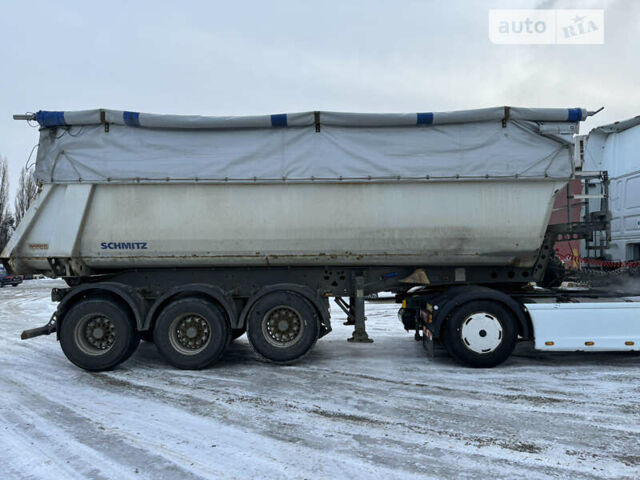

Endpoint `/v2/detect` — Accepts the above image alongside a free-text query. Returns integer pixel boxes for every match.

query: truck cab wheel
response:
[154,297,230,370]
[441,300,517,368]
[59,298,139,372]
[246,291,319,363]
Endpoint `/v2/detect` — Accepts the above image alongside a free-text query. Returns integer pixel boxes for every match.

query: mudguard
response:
[429,286,531,340]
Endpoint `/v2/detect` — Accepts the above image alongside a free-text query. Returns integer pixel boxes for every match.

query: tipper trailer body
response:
[4,106,638,370]
[8,107,579,274]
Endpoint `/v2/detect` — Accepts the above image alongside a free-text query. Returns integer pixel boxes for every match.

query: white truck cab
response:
[584,115,640,261]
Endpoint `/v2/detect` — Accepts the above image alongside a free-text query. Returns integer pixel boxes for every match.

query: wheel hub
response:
[73,314,117,356]
[174,315,210,351]
[262,307,303,348]
[186,326,198,338]
[84,316,115,351]
[460,312,503,354]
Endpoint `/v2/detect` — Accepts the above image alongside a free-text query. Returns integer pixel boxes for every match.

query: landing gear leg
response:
[344,295,356,326]
[347,275,373,343]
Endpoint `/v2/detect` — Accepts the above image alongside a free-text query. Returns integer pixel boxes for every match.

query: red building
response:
[549,179,582,267]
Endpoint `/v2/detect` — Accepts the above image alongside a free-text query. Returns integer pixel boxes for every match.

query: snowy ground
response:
[1,280,639,480]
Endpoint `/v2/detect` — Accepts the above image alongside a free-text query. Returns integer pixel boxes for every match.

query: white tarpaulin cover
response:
[33,107,586,183]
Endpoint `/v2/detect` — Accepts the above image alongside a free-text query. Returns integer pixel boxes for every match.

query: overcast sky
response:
[0,0,637,199]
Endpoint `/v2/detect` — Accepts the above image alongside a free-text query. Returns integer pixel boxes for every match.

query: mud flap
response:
[422,326,435,358]
[422,326,449,358]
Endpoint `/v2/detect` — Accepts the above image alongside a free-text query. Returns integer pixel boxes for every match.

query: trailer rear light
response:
[545,341,554,346]
[625,341,635,346]
[585,341,595,346]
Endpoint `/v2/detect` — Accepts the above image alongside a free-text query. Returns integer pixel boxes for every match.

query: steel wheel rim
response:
[74,314,116,356]
[460,312,503,354]
[169,313,212,355]
[261,306,304,348]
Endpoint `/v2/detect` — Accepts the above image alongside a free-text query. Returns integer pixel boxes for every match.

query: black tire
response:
[140,331,154,343]
[230,328,246,342]
[154,297,230,370]
[59,298,138,372]
[12,283,18,287]
[246,291,319,363]
[441,301,517,368]
[120,329,141,365]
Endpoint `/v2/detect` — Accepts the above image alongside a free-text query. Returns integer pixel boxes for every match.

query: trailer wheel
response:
[246,291,319,363]
[59,298,139,371]
[441,301,517,368]
[154,297,230,369]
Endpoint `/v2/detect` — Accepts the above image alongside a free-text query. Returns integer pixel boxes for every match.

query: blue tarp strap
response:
[271,114,288,127]
[35,111,66,128]
[123,111,141,127]
[567,108,583,122]
[417,113,434,125]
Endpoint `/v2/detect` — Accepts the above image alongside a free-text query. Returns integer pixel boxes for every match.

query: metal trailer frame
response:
[19,263,557,342]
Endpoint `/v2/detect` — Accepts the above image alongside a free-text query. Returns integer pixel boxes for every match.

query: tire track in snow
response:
[0,376,204,480]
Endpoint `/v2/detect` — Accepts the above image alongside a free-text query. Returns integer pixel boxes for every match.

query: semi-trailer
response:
[4,106,639,371]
